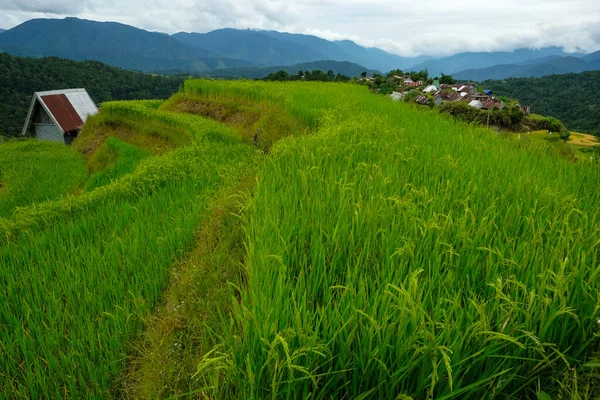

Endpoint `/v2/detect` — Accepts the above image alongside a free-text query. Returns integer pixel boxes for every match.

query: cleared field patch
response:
[568,132,599,147]
[0,140,87,218]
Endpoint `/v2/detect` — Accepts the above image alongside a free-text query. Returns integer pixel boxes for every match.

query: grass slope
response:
[182,80,600,399]
[0,102,259,398]
[1,80,599,399]
[0,140,87,218]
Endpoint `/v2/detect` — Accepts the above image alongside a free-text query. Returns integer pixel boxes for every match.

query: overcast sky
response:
[1,0,599,56]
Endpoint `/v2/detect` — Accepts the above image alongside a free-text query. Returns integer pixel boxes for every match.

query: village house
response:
[441,91,463,102]
[405,80,423,87]
[423,85,437,93]
[414,95,429,105]
[481,100,500,110]
[390,91,404,101]
[471,93,490,101]
[468,100,483,109]
[21,88,98,145]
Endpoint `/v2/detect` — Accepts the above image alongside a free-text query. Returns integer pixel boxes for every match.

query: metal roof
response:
[40,94,83,133]
[21,88,98,136]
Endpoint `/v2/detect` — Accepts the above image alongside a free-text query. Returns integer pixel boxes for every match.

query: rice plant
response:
[2,80,599,399]
[0,102,258,398]
[185,80,600,399]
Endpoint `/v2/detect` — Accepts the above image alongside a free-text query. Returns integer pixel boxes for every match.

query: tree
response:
[361,71,367,78]
[440,73,456,85]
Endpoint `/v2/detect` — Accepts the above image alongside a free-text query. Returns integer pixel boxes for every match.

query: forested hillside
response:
[482,71,600,136]
[0,53,182,136]
[191,60,376,79]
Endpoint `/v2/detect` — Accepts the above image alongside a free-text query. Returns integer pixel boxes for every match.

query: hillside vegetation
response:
[0,53,183,136]
[0,81,599,399]
[483,71,600,136]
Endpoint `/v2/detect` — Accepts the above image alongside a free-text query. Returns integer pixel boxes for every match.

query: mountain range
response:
[0,17,599,80]
[0,18,253,72]
[454,56,600,81]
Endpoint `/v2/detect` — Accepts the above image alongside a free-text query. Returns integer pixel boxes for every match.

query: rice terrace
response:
[1,80,600,399]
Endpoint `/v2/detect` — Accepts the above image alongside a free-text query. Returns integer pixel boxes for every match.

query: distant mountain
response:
[0,17,256,72]
[159,60,378,79]
[173,29,330,67]
[409,47,585,77]
[584,50,600,62]
[516,55,565,66]
[260,31,425,72]
[173,29,423,72]
[454,56,600,81]
[333,39,431,72]
[0,29,5,34]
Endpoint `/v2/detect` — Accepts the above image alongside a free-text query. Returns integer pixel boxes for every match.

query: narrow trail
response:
[122,92,310,398]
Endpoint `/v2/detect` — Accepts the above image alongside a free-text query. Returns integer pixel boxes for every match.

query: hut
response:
[22,89,98,145]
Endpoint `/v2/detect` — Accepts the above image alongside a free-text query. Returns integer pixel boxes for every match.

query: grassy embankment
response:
[0,100,260,398]
[178,80,599,399]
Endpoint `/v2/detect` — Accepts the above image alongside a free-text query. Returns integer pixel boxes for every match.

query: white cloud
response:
[1,0,599,56]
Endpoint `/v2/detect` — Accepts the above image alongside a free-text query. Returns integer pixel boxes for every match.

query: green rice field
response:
[1,81,599,399]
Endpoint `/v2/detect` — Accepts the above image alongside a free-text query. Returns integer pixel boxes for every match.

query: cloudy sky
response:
[1,0,599,56]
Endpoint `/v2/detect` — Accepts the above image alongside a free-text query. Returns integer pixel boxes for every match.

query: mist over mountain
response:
[410,47,586,77]
[454,55,600,81]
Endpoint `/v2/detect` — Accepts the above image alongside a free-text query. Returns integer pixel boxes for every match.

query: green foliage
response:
[263,69,351,83]
[0,140,87,217]
[440,101,526,128]
[178,80,600,399]
[482,71,600,136]
[0,53,183,136]
[440,72,457,84]
[524,114,567,134]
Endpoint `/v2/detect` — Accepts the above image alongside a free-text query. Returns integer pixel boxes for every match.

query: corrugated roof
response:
[40,94,83,133]
[22,88,98,136]
[65,91,98,121]
[481,101,497,110]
